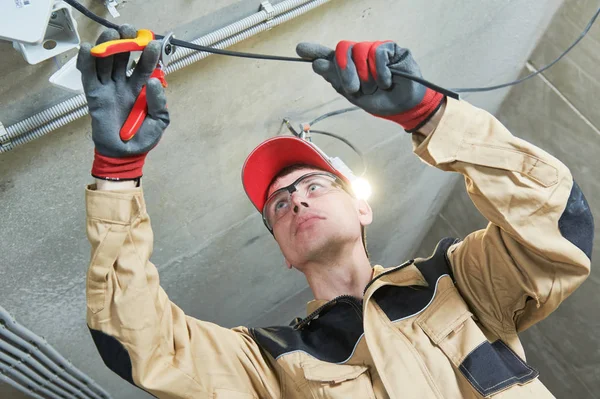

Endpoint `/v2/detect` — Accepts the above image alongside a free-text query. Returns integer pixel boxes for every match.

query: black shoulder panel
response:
[414,237,458,285]
[558,181,594,260]
[459,340,539,396]
[250,301,364,364]
[373,284,437,323]
[89,328,134,384]
[374,238,457,322]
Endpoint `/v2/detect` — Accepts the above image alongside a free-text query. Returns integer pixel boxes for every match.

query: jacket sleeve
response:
[85,186,281,399]
[413,98,593,337]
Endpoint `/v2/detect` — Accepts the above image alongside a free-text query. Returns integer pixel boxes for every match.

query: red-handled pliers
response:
[90,30,175,141]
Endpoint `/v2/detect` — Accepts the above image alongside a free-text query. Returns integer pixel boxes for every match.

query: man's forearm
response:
[95,179,138,191]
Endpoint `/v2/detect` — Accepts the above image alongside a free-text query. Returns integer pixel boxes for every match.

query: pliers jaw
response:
[159,32,175,69]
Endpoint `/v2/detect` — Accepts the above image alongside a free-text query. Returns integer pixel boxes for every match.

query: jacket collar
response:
[305,265,388,315]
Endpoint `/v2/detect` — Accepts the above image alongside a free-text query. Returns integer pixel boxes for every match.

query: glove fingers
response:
[313,59,343,94]
[334,41,360,94]
[145,78,170,124]
[129,40,161,92]
[76,43,99,90]
[95,29,120,84]
[296,42,334,60]
[351,42,378,95]
[112,24,138,81]
[369,41,395,90]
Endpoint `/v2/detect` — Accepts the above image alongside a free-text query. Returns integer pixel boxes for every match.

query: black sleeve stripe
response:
[88,327,158,398]
[558,181,594,260]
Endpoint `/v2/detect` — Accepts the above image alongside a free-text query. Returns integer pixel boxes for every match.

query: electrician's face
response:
[266,167,372,270]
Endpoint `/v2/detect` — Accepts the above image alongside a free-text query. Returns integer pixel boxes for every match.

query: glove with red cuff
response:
[296,41,444,132]
[76,25,169,181]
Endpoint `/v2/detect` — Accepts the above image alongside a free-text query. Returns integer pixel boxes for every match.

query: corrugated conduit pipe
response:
[0,0,331,153]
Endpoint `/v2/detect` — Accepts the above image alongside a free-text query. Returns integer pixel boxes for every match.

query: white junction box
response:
[1,0,81,64]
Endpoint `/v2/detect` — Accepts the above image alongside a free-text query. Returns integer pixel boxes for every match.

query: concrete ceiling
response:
[0,0,563,397]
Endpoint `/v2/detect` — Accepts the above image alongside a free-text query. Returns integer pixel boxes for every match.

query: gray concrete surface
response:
[415,1,600,397]
[0,0,563,397]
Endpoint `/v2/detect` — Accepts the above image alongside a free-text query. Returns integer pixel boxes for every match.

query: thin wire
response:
[310,130,368,176]
[282,119,367,175]
[452,6,600,93]
[309,107,360,126]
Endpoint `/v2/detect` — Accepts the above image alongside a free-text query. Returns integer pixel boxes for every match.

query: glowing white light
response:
[352,177,372,200]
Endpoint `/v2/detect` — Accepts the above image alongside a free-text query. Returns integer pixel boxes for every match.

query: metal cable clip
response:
[260,1,275,28]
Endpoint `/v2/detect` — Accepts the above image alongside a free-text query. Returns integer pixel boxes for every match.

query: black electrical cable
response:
[163,37,311,63]
[64,0,119,30]
[63,0,457,95]
[65,0,599,96]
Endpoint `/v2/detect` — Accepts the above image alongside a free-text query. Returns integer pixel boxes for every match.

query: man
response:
[80,26,593,398]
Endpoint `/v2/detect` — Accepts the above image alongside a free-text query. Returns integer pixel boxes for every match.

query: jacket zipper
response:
[293,260,415,330]
[363,259,414,295]
[293,294,363,330]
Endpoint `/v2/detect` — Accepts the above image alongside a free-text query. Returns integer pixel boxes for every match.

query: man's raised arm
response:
[297,39,593,338]
[412,97,593,337]
[79,26,280,398]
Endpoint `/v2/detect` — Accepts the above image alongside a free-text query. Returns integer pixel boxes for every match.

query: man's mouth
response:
[294,214,325,234]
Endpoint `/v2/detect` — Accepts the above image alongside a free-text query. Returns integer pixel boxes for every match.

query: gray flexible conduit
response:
[0,353,68,399]
[0,372,47,399]
[0,306,110,399]
[0,358,64,399]
[0,339,89,399]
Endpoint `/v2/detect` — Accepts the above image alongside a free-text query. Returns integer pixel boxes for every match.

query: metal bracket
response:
[0,121,8,142]
[0,121,12,151]
[105,0,120,18]
[260,1,275,28]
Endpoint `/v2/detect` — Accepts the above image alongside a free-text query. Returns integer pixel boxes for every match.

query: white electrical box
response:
[1,1,81,65]
[0,0,54,44]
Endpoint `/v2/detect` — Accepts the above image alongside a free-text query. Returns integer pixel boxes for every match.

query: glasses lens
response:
[297,174,337,196]
[264,190,291,229]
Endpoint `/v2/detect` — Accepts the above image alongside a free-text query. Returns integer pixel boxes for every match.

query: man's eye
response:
[275,200,288,211]
[308,183,323,192]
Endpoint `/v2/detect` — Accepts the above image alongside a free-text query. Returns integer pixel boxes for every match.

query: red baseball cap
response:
[242,136,351,212]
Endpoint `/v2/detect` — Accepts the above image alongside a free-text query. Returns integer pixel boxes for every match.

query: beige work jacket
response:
[84,98,593,398]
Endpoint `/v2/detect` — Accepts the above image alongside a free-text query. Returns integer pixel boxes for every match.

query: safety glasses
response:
[262,172,349,232]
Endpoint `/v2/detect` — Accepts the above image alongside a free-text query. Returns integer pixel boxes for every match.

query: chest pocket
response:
[302,362,376,399]
[416,283,538,397]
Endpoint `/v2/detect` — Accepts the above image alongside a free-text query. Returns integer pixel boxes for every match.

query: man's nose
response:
[291,192,309,214]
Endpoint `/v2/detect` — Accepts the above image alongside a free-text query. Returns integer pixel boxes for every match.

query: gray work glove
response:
[76,25,170,180]
[296,40,444,131]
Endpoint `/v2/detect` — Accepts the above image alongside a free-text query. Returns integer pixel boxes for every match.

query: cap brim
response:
[242,136,349,211]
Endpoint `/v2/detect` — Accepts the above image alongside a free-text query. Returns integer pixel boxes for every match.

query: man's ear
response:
[357,199,373,227]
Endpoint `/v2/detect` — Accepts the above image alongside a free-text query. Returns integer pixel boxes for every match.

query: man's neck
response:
[302,242,373,301]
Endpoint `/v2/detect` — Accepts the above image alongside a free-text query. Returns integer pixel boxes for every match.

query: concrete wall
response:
[0,0,562,397]
[415,1,600,397]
